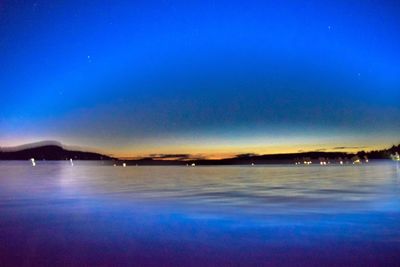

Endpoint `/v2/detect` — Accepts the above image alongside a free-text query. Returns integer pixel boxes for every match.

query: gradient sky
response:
[1,0,399,157]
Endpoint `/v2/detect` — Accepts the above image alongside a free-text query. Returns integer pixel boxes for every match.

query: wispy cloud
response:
[297,148,327,153]
[234,153,258,158]
[149,154,191,160]
[332,146,365,150]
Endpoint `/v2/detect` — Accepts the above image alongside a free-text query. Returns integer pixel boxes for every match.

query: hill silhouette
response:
[0,143,113,160]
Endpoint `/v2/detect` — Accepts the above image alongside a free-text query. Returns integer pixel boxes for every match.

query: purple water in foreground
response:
[1,162,400,266]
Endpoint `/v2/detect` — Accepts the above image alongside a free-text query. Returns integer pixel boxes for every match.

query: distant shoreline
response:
[1,142,399,166]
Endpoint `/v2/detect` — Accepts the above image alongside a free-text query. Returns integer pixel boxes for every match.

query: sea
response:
[0,161,399,266]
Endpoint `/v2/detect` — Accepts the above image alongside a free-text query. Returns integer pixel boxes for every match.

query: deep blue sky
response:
[1,0,399,157]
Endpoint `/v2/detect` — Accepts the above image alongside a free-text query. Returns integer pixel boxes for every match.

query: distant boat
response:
[318,157,327,165]
[351,156,361,164]
[391,152,400,161]
[31,158,36,167]
[191,163,196,167]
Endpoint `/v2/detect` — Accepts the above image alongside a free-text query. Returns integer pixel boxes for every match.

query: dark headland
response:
[0,141,113,161]
[1,141,399,165]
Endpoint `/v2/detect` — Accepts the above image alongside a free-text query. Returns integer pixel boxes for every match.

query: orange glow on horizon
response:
[1,136,398,160]
[110,144,386,160]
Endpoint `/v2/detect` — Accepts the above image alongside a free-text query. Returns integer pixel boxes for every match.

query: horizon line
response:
[1,140,399,161]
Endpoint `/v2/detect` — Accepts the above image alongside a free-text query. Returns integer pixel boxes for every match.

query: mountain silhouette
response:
[0,142,113,160]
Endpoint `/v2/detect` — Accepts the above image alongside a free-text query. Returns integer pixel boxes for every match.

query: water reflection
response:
[0,161,399,266]
[1,162,400,215]
[53,162,400,215]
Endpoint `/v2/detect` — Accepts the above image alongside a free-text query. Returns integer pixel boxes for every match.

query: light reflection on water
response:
[1,162,399,215]
[0,161,399,266]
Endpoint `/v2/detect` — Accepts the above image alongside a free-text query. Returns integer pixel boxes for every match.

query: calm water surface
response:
[1,162,400,266]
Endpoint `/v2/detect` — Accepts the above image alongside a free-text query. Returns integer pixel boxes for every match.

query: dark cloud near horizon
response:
[297,149,327,153]
[332,146,365,150]
[235,153,259,158]
[149,154,192,160]
[297,147,366,153]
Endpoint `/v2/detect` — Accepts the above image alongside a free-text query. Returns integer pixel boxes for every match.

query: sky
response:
[0,0,399,158]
